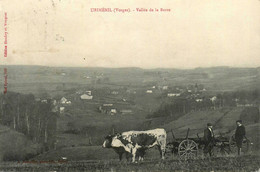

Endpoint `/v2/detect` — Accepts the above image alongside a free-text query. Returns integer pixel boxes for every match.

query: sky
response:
[0,0,260,69]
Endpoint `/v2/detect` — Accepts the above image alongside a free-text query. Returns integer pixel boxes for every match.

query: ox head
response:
[102,135,114,148]
[102,133,122,148]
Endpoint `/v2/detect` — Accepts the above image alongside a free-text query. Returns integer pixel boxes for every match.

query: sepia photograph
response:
[0,0,259,171]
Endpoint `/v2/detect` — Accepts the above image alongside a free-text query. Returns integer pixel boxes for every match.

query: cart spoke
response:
[180,146,186,150]
[179,151,186,153]
[190,145,196,150]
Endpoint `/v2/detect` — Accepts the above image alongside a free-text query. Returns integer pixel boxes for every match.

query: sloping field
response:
[163,109,230,139]
[163,107,259,141]
[236,123,260,151]
[0,125,41,162]
[34,146,117,161]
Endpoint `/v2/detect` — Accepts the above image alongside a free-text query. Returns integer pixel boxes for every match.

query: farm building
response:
[60,107,65,113]
[41,99,48,103]
[196,98,203,102]
[162,86,168,90]
[120,109,133,114]
[60,97,68,104]
[85,91,92,95]
[60,97,72,104]
[98,105,117,115]
[103,104,113,107]
[66,101,71,105]
[110,109,117,115]
[81,94,93,100]
[210,96,217,102]
[111,91,119,95]
[167,93,181,97]
[146,90,153,94]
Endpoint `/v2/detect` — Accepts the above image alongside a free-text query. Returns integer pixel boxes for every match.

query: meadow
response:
[0,155,259,172]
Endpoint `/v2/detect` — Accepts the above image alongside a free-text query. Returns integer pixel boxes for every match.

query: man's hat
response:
[236,120,242,123]
[207,123,213,126]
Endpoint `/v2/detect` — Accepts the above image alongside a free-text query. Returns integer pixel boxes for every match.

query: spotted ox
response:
[102,128,167,162]
[102,135,145,161]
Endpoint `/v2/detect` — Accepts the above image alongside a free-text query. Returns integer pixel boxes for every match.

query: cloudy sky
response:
[0,0,259,68]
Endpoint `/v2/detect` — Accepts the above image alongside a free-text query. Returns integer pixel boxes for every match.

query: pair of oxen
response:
[102,128,167,162]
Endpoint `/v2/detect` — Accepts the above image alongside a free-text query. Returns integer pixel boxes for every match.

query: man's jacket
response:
[204,128,214,143]
[235,125,246,141]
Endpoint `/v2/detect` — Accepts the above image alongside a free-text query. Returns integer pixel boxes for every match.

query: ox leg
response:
[131,148,137,163]
[125,152,131,162]
[119,152,123,161]
[157,146,162,158]
[161,146,166,160]
[157,145,166,160]
[161,148,166,160]
[158,139,166,160]
[137,148,145,161]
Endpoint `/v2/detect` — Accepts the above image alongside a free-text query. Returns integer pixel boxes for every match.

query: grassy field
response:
[0,155,259,172]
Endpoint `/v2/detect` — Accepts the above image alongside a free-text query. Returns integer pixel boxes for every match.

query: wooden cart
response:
[166,128,250,160]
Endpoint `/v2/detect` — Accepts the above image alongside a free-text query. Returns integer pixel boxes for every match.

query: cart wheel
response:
[229,134,249,154]
[178,139,198,160]
[212,142,231,156]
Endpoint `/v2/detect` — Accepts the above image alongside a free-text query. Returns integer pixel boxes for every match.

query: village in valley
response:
[40,72,256,119]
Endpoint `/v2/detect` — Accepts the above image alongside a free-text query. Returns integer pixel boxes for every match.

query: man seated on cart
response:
[203,123,215,157]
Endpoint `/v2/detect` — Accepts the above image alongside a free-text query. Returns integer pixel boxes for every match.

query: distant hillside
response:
[0,65,258,96]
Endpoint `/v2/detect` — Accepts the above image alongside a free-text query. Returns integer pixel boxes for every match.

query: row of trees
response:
[0,92,58,151]
[148,89,260,119]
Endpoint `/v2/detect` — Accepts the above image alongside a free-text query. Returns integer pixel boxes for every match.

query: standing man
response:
[235,120,246,155]
[203,123,215,157]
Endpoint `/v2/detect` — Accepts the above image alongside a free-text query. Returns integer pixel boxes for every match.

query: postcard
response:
[0,0,259,171]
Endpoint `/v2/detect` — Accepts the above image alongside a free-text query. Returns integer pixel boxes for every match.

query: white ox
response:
[102,128,167,162]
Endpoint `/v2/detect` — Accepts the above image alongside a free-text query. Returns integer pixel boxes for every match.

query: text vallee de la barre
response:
[90,7,171,13]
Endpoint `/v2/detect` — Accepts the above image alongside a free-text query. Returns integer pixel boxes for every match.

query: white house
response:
[103,104,113,107]
[167,93,181,97]
[60,107,65,113]
[81,94,93,100]
[111,91,119,95]
[60,97,68,104]
[162,86,168,90]
[210,96,217,102]
[110,109,117,114]
[60,97,72,105]
[196,99,203,102]
[146,90,153,94]
[121,109,133,114]
[41,99,48,103]
[86,91,92,95]
[66,101,72,105]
